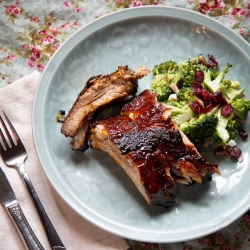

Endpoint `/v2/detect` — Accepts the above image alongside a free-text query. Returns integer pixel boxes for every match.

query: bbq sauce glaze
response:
[99,90,219,208]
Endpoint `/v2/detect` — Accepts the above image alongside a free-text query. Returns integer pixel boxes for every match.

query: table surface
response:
[1,1,250,249]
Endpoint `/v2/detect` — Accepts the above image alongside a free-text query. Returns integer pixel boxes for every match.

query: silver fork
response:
[0,111,66,250]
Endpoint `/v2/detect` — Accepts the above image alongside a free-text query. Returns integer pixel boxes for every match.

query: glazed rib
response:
[61,65,150,151]
[89,90,220,208]
[121,89,220,184]
[90,116,178,207]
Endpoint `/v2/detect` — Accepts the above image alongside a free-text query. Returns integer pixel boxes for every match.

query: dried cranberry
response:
[190,101,203,114]
[211,91,222,103]
[211,96,218,105]
[191,81,203,91]
[207,54,218,69]
[191,81,204,98]
[203,102,214,113]
[194,70,204,83]
[221,104,232,117]
[201,89,211,102]
[211,91,228,105]
[238,129,248,139]
[230,148,242,159]
[193,87,202,97]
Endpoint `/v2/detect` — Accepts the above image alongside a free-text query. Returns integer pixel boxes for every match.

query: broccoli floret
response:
[207,131,224,149]
[152,57,208,90]
[166,102,194,125]
[151,74,173,102]
[151,69,182,101]
[206,111,235,148]
[150,56,250,153]
[179,114,219,142]
[177,87,195,103]
[206,109,237,147]
[208,67,220,80]
[222,79,232,87]
[178,59,207,86]
[203,63,232,93]
[223,87,245,102]
[231,98,250,120]
[220,79,245,102]
[165,73,182,91]
[152,60,179,76]
[215,109,232,143]
[226,118,240,141]
[178,60,196,86]
[166,100,185,108]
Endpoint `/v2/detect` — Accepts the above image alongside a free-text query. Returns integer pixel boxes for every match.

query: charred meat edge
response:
[90,118,177,208]
[61,65,150,151]
[121,90,220,183]
[89,90,220,207]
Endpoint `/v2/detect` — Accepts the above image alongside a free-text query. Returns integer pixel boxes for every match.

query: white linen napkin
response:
[0,72,128,250]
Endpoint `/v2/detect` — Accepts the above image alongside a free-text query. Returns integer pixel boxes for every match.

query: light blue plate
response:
[32,6,250,243]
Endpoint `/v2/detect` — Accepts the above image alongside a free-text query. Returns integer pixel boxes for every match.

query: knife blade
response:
[0,166,44,250]
[0,167,16,205]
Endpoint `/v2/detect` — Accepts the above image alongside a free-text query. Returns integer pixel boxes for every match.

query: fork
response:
[0,111,66,250]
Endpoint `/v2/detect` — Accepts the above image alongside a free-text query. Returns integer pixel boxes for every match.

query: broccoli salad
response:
[150,54,250,162]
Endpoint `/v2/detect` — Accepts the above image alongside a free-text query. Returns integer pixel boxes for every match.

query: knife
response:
[0,166,44,250]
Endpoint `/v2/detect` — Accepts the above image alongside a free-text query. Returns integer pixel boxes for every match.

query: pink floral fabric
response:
[0,1,250,249]
[0,0,249,87]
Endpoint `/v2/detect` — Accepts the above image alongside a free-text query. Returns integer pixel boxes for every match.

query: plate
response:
[32,6,250,243]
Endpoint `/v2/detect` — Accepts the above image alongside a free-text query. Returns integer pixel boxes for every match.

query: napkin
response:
[0,72,128,250]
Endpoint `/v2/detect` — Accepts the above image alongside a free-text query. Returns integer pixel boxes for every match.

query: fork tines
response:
[0,111,19,151]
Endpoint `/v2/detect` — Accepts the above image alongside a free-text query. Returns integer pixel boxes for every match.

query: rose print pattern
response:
[1,0,249,86]
[0,1,250,250]
[190,0,250,41]
[15,10,80,72]
[105,0,250,41]
[105,0,162,10]
[0,0,92,85]
[63,0,84,11]
[4,0,23,23]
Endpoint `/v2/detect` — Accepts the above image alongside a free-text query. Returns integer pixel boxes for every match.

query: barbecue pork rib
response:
[61,65,150,151]
[89,90,220,208]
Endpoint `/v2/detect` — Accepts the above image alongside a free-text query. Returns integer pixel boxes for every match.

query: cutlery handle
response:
[6,200,44,250]
[17,164,66,250]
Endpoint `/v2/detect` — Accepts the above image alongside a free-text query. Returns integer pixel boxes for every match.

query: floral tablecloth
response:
[0,0,250,249]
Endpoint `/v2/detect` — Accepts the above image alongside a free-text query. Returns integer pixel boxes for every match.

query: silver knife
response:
[0,166,44,250]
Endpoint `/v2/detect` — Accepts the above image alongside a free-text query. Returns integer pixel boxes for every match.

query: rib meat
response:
[61,65,150,151]
[89,90,220,208]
